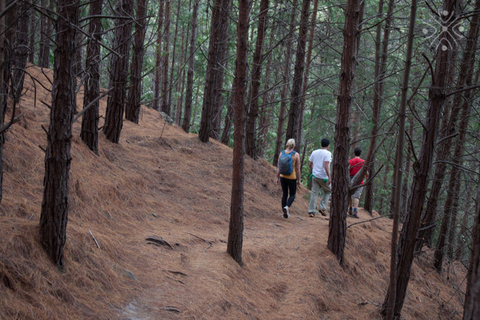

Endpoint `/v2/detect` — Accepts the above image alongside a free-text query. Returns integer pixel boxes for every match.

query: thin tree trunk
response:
[463,164,480,319]
[382,0,417,315]
[0,0,7,204]
[103,0,134,143]
[39,0,78,268]
[220,79,235,145]
[363,0,395,215]
[182,0,199,132]
[285,0,310,151]
[151,1,164,111]
[81,0,103,154]
[245,0,269,159]
[327,0,361,267]
[297,0,318,170]
[199,0,228,142]
[168,0,182,117]
[38,0,52,68]
[227,0,250,266]
[434,89,474,271]
[272,0,297,166]
[210,0,231,140]
[161,0,171,115]
[175,25,186,125]
[456,187,472,260]
[417,0,480,251]
[125,0,149,123]
[28,6,35,63]
[382,0,456,316]
[12,0,30,103]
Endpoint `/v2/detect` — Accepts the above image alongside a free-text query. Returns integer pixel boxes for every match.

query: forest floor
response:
[0,64,467,319]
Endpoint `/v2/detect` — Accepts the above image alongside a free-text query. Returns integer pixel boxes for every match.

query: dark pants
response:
[280,177,297,208]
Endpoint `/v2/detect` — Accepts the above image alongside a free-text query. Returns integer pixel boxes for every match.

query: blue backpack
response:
[278,150,296,175]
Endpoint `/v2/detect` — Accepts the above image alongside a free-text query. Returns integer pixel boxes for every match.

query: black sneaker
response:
[318,209,327,216]
[309,212,315,218]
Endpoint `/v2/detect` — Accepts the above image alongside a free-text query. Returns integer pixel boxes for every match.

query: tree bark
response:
[417,0,480,251]
[272,0,297,166]
[161,0,171,115]
[227,0,250,266]
[363,0,395,216]
[125,0,149,123]
[81,0,103,154]
[463,165,480,319]
[12,0,30,103]
[39,0,79,268]
[434,85,474,271]
[199,0,227,142]
[0,0,8,204]
[182,0,199,133]
[245,0,269,160]
[285,0,310,151]
[382,0,456,316]
[327,0,361,267]
[103,0,134,143]
[38,0,53,68]
[151,1,164,111]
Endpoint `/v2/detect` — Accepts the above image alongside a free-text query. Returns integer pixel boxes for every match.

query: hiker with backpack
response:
[277,138,301,219]
[307,138,332,218]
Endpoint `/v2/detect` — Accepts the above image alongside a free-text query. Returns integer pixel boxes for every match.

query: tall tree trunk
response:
[272,0,297,166]
[463,164,480,319]
[182,0,199,132]
[161,0,171,115]
[199,0,231,142]
[257,19,280,158]
[151,1,164,111]
[0,0,8,204]
[175,25,187,125]
[168,0,182,117]
[382,0,456,316]
[245,0,269,159]
[125,0,149,123]
[103,0,133,143]
[12,0,30,103]
[434,88,474,271]
[81,0,103,154]
[327,0,361,267]
[211,0,232,140]
[382,0,417,315]
[227,0,250,266]
[400,115,414,220]
[39,0,79,268]
[38,0,53,68]
[363,0,395,215]
[285,0,310,151]
[417,0,480,251]
[220,79,235,145]
[297,0,318,170]
[28,6,35,63]
[456,187,473,260]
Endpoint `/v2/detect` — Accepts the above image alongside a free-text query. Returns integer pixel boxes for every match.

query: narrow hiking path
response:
[119,205,386,320]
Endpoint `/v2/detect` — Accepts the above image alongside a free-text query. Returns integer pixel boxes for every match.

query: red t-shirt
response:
[349,157,365,184]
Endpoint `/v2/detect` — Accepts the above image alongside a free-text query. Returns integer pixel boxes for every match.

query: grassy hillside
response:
[0,65,466,319]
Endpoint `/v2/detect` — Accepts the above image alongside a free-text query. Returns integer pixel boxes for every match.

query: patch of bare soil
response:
[0,65,466,319]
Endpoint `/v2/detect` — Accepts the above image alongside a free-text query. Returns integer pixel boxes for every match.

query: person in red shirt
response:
[348,147,368,218]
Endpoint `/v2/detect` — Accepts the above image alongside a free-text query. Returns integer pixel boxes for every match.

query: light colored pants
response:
[308,176,331,212]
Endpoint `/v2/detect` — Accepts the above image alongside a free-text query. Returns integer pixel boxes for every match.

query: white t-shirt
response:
[309,148,332,179]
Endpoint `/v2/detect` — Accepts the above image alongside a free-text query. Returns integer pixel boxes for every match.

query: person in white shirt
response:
[307,138,332,217]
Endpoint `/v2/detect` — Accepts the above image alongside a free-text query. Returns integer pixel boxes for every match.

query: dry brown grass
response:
[0,64,467,319]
